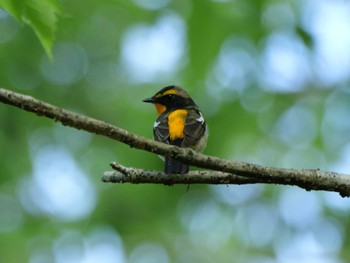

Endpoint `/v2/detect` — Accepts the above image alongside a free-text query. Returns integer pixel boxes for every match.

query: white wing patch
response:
[154,121,160,128]
[196,112,205,124]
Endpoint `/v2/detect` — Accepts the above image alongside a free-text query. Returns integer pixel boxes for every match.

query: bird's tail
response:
[165,158,188,174]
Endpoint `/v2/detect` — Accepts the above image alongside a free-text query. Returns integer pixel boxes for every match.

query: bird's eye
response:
[167,94,175,100]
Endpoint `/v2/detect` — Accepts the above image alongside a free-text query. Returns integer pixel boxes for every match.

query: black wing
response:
[181,110,206,148]
[153,114,170,143]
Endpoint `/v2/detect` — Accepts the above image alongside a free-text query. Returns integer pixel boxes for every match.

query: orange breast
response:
[168,109,188,141]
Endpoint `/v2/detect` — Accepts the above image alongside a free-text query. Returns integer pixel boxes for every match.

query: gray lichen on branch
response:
[1,88,350,197]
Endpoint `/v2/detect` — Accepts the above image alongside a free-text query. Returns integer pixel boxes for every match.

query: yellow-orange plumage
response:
[154,103,166,116]
[168,109,188,140]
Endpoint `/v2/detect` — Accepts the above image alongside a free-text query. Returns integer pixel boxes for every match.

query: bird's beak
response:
[143,97,155,103]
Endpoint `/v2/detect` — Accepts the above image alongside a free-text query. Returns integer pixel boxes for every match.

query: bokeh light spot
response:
[260,32,310,92]
[132,0,170,10]
[278,188,322,229]
[211,184,264,206]
[129,242,169,263]
[321,90,350,152]
[273,104,317,148]
[322,190,350,214]
[206,37,257,103]
[262,2,296,30]
[19,145,96,221]
[81,227,125,263]
[0,10,20,43]
[120,13,185,83]
[40,43,89,86]
[303,0,350,86]
[245,203,278,247]
[311,218,343,254]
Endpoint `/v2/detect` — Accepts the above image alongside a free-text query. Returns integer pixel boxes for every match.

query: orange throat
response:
[154,103,166,116]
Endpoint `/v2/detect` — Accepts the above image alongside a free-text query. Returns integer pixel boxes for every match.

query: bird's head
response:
[143,85,195,116]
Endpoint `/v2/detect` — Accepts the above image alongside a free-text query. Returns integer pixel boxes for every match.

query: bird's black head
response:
[143,85,196,115]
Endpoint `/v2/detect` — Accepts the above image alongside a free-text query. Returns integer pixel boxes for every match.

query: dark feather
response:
[182,110,206,148]
[165,158,189,174]
[153,115,169,143]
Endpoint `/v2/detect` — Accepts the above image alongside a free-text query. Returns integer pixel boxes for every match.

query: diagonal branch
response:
[1,88,350,197]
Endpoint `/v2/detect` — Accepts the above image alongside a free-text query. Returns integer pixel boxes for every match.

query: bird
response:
[143,85,207,174]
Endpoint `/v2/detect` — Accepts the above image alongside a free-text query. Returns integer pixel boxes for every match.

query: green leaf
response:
[0,0,61,59]
[0,0,26,20]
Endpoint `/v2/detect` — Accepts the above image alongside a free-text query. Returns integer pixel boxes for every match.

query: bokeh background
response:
[1,0,350,262]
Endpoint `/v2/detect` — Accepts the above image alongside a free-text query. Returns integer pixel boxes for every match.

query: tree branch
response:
[103,163,350,197]
[103,162,261,185]
[1,88,350,197]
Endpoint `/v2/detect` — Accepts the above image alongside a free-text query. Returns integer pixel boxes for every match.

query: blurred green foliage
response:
[1,0,350,262]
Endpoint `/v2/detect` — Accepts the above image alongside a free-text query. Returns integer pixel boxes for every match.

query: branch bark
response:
[103,162,261,185]
[1,88,350,197]
[103,163,350,197]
